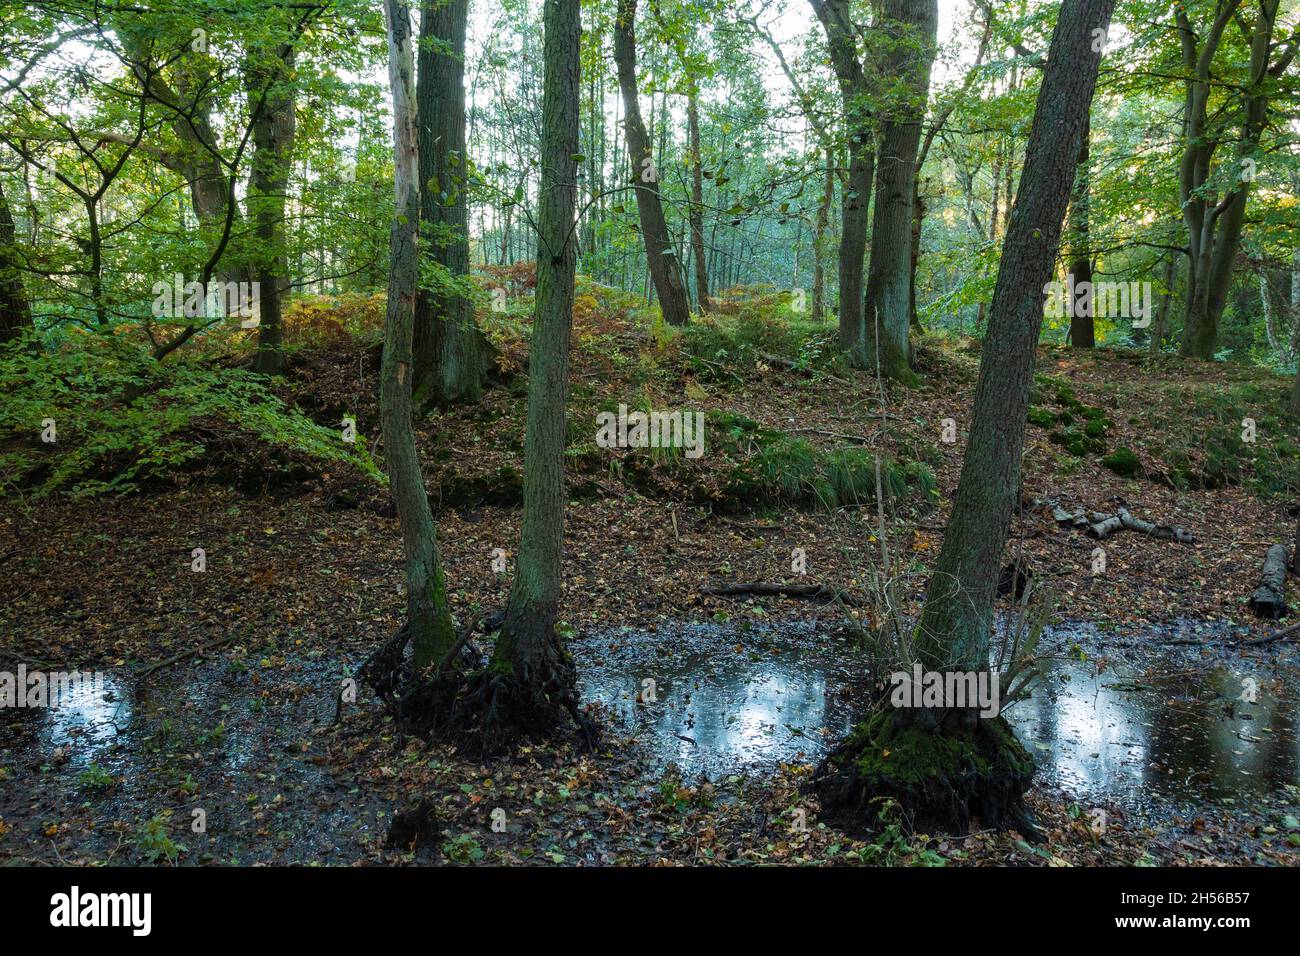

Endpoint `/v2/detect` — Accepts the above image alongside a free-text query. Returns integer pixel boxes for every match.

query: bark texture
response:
[0,181,32,342]
[379,0,458,671]
[474,0,593,755]
[861,0,938,379]
[811,0,874,357]
[614,0,691,326]
[413,0,495,406]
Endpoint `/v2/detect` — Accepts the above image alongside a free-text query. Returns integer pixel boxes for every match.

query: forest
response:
[1,0,1299,880]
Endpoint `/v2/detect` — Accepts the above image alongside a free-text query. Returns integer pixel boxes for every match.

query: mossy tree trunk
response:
[477,0,589,752]
[614,0,690,327]
[812,146,833,323]
[818,0,1115,836]
[861,0,937,381]
[412,0,494,407]
[381,0,458,671]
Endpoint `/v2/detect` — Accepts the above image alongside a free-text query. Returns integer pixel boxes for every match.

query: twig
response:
[1240,619,1300,647]
[701,581,866,606]
[136,634,240,680]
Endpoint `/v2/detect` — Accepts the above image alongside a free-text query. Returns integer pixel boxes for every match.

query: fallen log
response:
[1087,514,1124,539]
[1248,544,1290,620]
[1116,507,1196,544]
[701,581,865,606]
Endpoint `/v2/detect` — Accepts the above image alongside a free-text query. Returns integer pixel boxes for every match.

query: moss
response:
[411,564,458,670]
[1026,405,1055,428]
[1049,426,1104,457]
[1100,446,1141,478]
[816,708,1036,834]
[1083,417,1107,439]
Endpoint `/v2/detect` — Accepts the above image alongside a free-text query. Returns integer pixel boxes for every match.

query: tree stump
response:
[1249,544,1289,620]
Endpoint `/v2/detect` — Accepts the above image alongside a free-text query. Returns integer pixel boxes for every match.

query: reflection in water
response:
[1008,660,1300,803]
[0,672,129,761]
[577,623,1300,806]
[579,639,858,778]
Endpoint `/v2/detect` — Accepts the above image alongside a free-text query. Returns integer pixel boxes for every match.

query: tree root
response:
[359,614,598,759]
[812,708,1038,839]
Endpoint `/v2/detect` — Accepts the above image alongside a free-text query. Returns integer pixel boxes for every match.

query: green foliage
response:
[1100,447,1142,478]
[719,426,933,512]
[442,832,486,863]
[77,763,114,790]
[0,333,382,497]
[682,300,835,380]
[135,812,187,864]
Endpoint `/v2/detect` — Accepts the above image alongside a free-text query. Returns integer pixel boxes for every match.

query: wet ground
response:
[2,617,1298,863]
[575,618,1300,814]
[0,653,388,864]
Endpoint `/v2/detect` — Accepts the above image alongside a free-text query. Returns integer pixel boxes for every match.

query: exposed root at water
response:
[812,707,1038,838]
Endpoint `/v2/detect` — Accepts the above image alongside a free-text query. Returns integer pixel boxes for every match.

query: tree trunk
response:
[812,145,833,323]
[1150,253,1176,352]
[817,0,1115,837]
[613,0,690,326]
[380,0,458,670]
[687,82,711,312]
[811,0,874,358]
[248,44,297,375]
[1177,0,1281,359]
[918,0,1111,671]
[1067,115,1094,348]
[1293,514,1300,576]
[412,0,494,407]
[0,181,32,342]
[861,0,937,380]
[478,0,590,753]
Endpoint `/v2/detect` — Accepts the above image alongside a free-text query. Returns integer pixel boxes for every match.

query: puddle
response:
[576,622,861,778]
[37,672,130,756]
[1010,661,1300,805]
[574,621,1300,809]
[4,619,1298,858]
[0,656,384,864]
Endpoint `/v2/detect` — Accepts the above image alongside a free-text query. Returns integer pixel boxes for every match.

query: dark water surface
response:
[574,620,1300,808]
[5,620,1298,818]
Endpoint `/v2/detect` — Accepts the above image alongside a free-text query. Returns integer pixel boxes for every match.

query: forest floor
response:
[3,286,1300,866]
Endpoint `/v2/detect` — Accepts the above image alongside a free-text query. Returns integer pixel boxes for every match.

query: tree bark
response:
[412,0,494,407]
[687,82,711,312]
[613,0,690,326]
[247,44,297,375]
[380,0,458,670]
[0,181,32,342]
[916,0,1114,672]
[811,0,874,358]
[1177,0,1285,359]
[1249,544,1289,619]
[861,0,938,380]
[480,0,589,750]
[1067,115,1094,348]
[812,145,834,322]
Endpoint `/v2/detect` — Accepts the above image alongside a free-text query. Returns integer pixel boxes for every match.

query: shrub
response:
[0,333,382,497]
